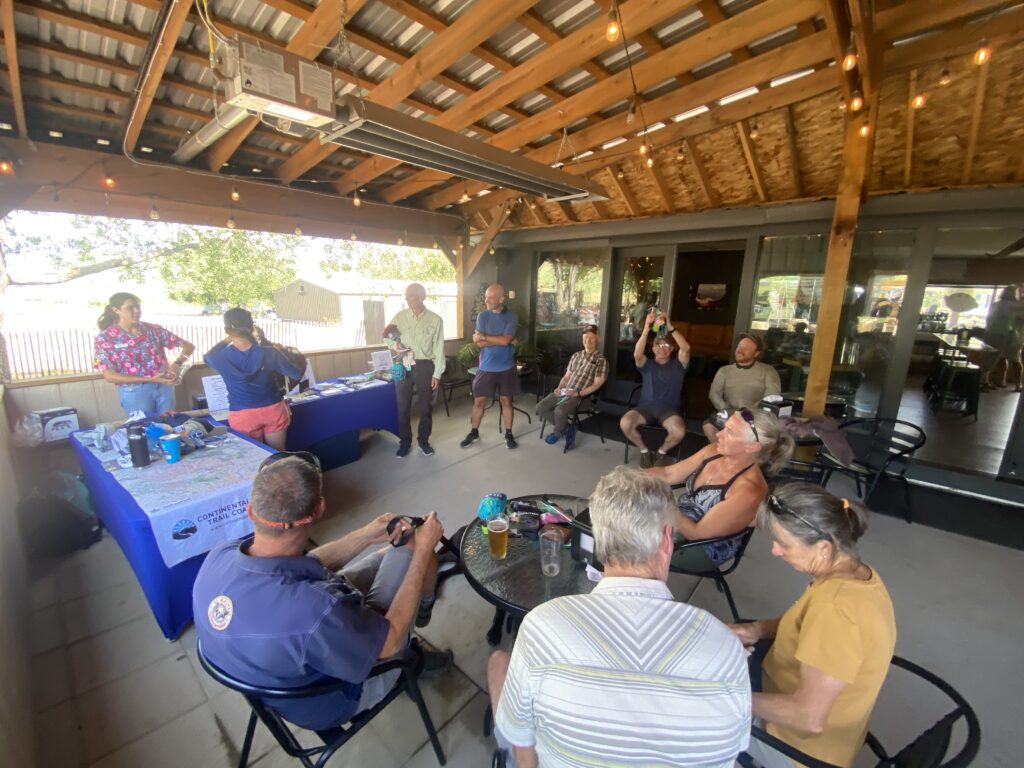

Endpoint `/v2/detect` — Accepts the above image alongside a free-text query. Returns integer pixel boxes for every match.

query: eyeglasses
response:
[257,450,321,474]
[739,408,759,443]
[767,494,827,538]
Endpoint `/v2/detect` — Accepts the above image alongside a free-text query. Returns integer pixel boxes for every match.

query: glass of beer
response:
[487,516,510,560]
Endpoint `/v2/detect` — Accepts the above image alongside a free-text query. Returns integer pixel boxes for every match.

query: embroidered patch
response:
[208,595,234,631]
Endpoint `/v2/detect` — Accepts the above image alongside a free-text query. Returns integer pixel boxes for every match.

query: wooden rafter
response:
[353,0,697,200]
[648,163,676,213]
[527,199,549,226]
[737,119,768,202]
[556,202,578,223]
[608,166,640,217]
[275,0,539,185]
[903,69,917,187]
[1,0,27,137]
[962,59,989,184]
[466,199,513,276]
[123,0,194,153]
[876,0,1011,42]
[683,138,720,208]
[820,0,856,102]
[846,0,881,99]
[781,106,804,197]
[884,6,1024,73]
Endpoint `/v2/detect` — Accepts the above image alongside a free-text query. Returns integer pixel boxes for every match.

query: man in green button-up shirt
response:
[385,283,446,457]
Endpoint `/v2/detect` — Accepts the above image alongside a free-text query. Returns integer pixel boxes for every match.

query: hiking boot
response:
[639,451,654,469]
[544,432,560,445]
[460,430,480,448]
[564,425,577,450]
[505,431,518,449]
[396,444,411,458]
[418,442,435,456]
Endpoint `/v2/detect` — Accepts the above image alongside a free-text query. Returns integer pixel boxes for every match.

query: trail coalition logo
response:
[172,519,197,539]
[208,596,233,630]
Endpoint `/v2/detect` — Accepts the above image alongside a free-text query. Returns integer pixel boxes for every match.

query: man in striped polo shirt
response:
[488,466,751,767]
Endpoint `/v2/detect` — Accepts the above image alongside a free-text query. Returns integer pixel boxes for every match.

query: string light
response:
[974,41,991,66]
[352,190,361,207]
[432,240,439,249]
[0,160,12,174]
[616,170,625,179]
[103,174,116,189]
[639,143,648,155]
[939,67,952,87]
[227,212,236,229]
[646,156,654,168]
[149,199,160,220]
[350,232,358,240]
[858,123,871,138]
[842,42,858,72]
[605,3,620,43]
[397,235,404,246]
[748,122,759,140]
[294,225,303,236]
[488,246,495,255]
[626,99,636,125]
[460,190,470,203]
[912,94,926,110]
[230,185,240,202]
[850,91,864,112]
[838,96,847,112]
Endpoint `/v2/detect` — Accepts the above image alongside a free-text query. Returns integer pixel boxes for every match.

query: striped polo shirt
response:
[495,576,751,767]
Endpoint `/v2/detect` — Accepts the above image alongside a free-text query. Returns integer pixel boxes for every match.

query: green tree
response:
[320,241,454,283]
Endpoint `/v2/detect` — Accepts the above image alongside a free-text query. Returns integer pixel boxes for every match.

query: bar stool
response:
[928,361,980,420]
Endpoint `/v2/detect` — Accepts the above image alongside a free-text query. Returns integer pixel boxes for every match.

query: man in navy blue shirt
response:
[461,283,520,449]
[620,308,691,468]
[193,454,451,730]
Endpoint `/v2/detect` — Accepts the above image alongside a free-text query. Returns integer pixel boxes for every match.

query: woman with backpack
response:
[204,308,305,449]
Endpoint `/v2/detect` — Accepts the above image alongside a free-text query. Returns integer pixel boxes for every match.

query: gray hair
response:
[406,282,427,298]
[249,457,322,534]
[744,409,796,476]
[589,466,676,567]
[756,481,870,560]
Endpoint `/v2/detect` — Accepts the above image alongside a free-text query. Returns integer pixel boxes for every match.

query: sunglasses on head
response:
[739,408,760,443]
[257,450,321,474]
[767,493,827,538]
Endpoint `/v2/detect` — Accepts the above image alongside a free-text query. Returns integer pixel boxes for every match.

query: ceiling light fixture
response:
[605,3,620,43]
[353,190,361,207]
[230,185,240,202]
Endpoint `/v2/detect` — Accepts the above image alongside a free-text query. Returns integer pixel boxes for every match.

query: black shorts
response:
[473,368,521,398]
[633,404,682,425]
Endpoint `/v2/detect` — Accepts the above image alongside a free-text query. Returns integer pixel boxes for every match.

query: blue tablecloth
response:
[285,378,399,452]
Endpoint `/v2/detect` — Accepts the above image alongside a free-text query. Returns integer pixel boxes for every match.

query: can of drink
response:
[128,424,150,468]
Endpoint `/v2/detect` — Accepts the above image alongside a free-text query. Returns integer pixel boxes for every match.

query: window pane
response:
[535,251,605,332]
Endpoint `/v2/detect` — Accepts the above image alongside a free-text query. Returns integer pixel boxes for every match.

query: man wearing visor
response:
[192,452,453,731]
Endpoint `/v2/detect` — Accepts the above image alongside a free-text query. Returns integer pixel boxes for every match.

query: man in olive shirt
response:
[702,334,781,443]
[385,283,446,457]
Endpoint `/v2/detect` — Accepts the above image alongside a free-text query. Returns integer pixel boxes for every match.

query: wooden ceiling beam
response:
[466,198,513,275]
[123,0,194,153]
[517,10,610,83]
[820,0,856,102]
[962,59,989,184]
[348,0,697,199]
[1,0,27,137]
[880,6,1024,72]
[276,0,539,185]
[903,69,917,187]
[846,0,881,99]
[608,165,641,216]
[737,119,767,202]
[876,0,1011,42]
[648,162,676,213]
[426,28,832,210]
[683,137,719,208]
[556,202,578,223]
[781,105,804,197]
[526,199,549,226]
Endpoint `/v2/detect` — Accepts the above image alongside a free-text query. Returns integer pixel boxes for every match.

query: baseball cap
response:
[581,324,599,335]
[223,307,253,330]
[736,333,763,351]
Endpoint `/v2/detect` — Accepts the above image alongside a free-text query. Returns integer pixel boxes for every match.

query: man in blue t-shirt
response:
[620,308,691,468]
[461,283,520,449]
[192,454,452,731]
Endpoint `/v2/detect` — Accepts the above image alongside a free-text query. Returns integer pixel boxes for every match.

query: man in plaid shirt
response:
[537,324,608,449]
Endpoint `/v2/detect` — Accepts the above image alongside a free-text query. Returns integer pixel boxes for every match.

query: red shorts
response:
[228,400,291,441]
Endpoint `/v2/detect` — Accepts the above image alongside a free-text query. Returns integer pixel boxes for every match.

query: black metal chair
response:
[738,655,980,768]
[818,418,926,523]
[669,527,754,623]
[439,355,473,417]
[197,640,447,768]
[537,376,605,453]
[622,384,687,464]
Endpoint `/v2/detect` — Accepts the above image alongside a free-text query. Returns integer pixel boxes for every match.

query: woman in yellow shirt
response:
[732,482,896,768]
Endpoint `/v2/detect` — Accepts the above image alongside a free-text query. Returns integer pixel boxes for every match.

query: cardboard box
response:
[33,407,79,442]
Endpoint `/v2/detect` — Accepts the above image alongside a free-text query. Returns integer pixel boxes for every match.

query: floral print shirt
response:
[94,322,185,380]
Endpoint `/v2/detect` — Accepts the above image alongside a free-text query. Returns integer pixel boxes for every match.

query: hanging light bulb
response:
[397,233,405,246]
[912,94,926,110]
[460,190,470,203]
[939,67,952,87]
[230,185,240,202]
[842,42,858,72]
[294,225,303,236]
[149,201,160,221]
[850,91,864,112]
[605,4,620,43]
[350,231,358,240]
[616,170,625,179]
[646,156,654,168]
[0,160,12,174]
[488,246,496,255]
[227,212,236,229]
[626,98,637,125]
[748,122,759,140]
[974,40,991,66]
[858,123,871,138]
[352,190,361,207]
[639,142,648,155]
[432,240,439,249]
[103,174,116,189]
[838,95,848,112]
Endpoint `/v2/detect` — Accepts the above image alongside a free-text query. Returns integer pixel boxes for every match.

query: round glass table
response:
[460,493,595,645]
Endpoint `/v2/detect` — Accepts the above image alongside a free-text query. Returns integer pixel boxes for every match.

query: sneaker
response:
[396,444,411,458]
[460,430,479,448]
[505,432,518,449]
[544,432,560,445]
[638,450,653,469]
[655,451,675,467]
[418,648,454,679]
[418,442,435,456]
[564,425,577,450]
[415,597,436,628]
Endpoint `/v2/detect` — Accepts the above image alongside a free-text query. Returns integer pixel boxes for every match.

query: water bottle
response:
[128,424,150,468]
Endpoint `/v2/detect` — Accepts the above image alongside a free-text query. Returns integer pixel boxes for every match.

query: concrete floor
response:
[30,393,1021,767]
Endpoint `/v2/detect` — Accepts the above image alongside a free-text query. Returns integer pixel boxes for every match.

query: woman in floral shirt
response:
[94,292,195,416]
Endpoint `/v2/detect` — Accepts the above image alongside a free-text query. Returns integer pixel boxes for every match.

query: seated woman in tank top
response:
[645,409,794,570]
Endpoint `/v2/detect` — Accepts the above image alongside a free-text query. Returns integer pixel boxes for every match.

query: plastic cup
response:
[159,434,181,464]
[540,528,562,577]
[487,516,509,560]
